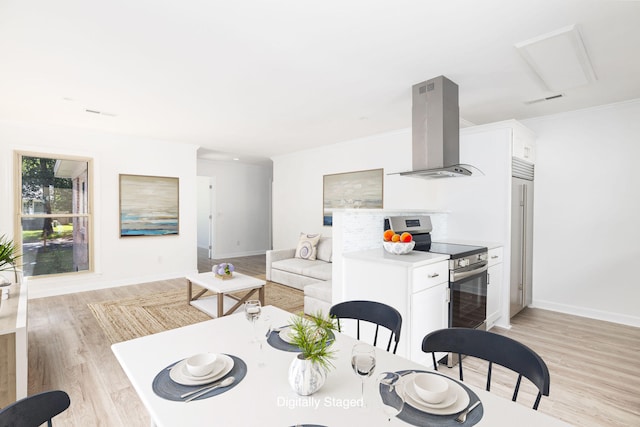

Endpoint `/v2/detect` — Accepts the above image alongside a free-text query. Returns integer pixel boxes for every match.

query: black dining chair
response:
[422,327,550,410]
[0,390,71,427]
[329,300,403,354]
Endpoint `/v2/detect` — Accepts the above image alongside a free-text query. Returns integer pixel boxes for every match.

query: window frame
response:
[14,151,95,278]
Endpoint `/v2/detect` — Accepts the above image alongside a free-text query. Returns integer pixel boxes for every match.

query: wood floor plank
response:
[25,254,640,426]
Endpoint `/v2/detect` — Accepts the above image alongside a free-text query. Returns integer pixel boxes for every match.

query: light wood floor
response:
[26,254,640,426]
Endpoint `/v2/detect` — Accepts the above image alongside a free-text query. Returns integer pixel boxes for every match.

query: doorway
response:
[196,176,215,259]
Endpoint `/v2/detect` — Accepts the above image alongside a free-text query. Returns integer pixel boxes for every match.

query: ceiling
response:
[1,0,639,163]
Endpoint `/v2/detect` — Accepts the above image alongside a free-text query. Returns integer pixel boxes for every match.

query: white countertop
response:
[342,239,503,268]
[343,248,449,267]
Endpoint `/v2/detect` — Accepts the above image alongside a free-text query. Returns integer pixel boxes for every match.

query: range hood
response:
[398,75,480,179]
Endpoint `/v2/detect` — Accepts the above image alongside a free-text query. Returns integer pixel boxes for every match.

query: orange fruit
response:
[400,232,413,243]
[391,234,401,242]
[383,230,395,241]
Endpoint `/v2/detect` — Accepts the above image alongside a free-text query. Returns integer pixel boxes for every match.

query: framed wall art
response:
[322,168,383,226]
[119,174,179,237]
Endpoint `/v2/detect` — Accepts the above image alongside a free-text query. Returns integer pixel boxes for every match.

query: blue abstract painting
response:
[323,168,383,226]
[119,174,179,237]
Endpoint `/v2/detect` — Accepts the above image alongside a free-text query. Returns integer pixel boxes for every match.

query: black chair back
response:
[0,390,70,427]
[330,300,402,353]
[422,328,550,410]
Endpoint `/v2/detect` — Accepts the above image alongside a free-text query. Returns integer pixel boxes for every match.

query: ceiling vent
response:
[523,93,565,105]
[516,24,597,92]
[85,108,117,117]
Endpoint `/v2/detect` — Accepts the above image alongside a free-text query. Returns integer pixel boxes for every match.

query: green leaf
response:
[288,311,338,372]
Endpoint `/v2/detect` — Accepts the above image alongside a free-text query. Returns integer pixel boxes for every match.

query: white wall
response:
[271,129,442,249]
[523,99,640,326]
[0,120,199,298]
[197,159,272,258]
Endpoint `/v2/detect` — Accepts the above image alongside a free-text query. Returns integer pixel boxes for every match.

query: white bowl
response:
[185,353,218,377]
[383,241,416,255]
[412,373,449,404]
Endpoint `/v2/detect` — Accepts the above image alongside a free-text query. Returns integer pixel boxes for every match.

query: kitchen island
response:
[342,248,449,365]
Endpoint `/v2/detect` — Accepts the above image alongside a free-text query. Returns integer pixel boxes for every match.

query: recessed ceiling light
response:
[233,157,240,161]
[515,24,597,92]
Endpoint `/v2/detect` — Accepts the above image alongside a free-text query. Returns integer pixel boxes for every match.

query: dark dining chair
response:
[422,327,550,410]
[0,390,71,427]
[329,300,403,354]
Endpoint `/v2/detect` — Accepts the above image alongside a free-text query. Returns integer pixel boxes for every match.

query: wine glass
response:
[244,300,261,343]
[256,313,271,367]
[351,343,376,407]
[377,372,405,421]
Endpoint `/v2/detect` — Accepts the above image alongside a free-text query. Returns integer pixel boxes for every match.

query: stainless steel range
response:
[386,215,488,365]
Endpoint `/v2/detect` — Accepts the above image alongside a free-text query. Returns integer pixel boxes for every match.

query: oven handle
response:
[451,263,489,282]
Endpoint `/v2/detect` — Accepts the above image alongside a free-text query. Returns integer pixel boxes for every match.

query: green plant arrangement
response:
[289,311,338,371]
[0,234,21,283]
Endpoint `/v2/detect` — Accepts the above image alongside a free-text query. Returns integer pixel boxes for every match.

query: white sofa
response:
[266,237,333,315]
[266,237,332,290]
[303,280,332,316]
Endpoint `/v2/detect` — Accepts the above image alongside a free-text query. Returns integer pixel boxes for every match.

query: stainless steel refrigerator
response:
[510,159,534,317]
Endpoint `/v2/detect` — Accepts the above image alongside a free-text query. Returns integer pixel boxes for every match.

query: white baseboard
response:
[27,269,198,299]
[531,299,640,328]
[212,249,266,259]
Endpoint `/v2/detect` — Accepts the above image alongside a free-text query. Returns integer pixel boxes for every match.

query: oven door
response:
[449,262,488,329]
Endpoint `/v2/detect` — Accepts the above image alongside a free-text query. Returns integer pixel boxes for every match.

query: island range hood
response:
[398,75,480,179]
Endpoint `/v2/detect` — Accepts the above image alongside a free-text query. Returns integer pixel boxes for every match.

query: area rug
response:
[88,281,304,344]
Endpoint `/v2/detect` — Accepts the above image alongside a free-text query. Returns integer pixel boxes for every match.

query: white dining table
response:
[111,305,571,427]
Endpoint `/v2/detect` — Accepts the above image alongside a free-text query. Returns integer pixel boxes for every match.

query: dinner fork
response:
[455,400,481,423]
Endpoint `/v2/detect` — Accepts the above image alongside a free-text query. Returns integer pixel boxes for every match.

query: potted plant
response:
[0,234,21,285]
[287,311,337,395]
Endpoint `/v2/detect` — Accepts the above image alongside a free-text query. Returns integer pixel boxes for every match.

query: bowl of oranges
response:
[383,230,415,255]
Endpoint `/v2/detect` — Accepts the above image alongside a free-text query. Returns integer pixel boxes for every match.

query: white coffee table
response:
[186,271,265,318]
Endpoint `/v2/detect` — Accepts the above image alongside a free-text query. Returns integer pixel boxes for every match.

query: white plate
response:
[169,354,234,386]
[399,373,470,415]
[278,326,297,344]
[405,376,458,409]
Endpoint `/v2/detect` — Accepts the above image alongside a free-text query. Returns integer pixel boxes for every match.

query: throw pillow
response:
[316,237,332,262]
[294,232,321,260]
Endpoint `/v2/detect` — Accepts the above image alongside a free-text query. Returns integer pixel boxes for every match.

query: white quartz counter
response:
[343,248,449,267]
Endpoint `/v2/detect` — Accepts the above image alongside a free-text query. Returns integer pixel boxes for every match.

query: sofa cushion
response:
[271,258,332,281]
[304,280,332,302]
[294,232,321,260]
[316,237,332,262]
[272,258,326,276]
[301,263,332,281]
[304,296,332,317]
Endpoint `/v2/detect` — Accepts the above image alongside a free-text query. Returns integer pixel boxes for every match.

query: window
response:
[17,153,93,277]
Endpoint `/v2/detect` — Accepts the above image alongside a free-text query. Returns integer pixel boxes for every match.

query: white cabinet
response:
[512,132,536,163]
[342,250,449,363]
[0,280,28,407]
[486,247,503,330]
[412,262,449,293]
[410,281,448,365]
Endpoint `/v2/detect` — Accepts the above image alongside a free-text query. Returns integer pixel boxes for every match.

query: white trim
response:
[531,299,640,328]
[27,270,198,299]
